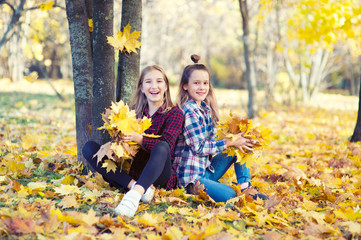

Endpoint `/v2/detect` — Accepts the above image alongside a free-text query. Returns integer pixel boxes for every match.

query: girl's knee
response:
[153,141,170,154]
[82,140,100,161]
[212,189,236,202]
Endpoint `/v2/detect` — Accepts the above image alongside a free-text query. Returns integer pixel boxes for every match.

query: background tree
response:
[282,0,361,102]
[65,0,142,171]
[65,0,93,170]
[91,0,115,144]
[0,0,66,82]
[351,78,361,142]
[239,0,257,118]
[116,0,142,103]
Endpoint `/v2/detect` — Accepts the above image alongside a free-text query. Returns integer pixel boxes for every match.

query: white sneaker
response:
[141,186,155,203]
[114,190,141,217]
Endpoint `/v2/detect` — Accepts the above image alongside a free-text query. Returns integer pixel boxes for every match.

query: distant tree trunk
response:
[265,44,276,108]
[239,0,256,118]
[65,0,93,171]
[7,26,24,82]
[309,49,329,101]
[116,0,142,104]
[91,0,114,144]
[351,74,361,142]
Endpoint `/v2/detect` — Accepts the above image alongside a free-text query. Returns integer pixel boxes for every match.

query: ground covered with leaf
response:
[0,79,360,239]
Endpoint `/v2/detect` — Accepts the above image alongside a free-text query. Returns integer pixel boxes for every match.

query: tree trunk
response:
[65,0,93,171]
[7,26,24,82]
[239,0,256,118]
[91,0,114,144]
[351,74,361,142]
[116,0,142,104]
[265,45,275,108]
[5,0,27,82]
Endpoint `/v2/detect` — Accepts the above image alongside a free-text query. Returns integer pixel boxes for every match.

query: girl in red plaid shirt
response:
[82,65,184,217]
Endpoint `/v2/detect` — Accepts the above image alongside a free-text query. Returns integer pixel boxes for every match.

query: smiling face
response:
[141,69,167,108]
[183,70,210,105]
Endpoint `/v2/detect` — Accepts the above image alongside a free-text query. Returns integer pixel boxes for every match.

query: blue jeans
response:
[199,153,251,202]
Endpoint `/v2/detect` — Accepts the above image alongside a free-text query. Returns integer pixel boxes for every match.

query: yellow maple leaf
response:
[110,142,125,158]
[115,118,139,135]
[61,175,75,185]
[107,23,141,54]
[142,133,161,138]
[163,226,183,240]
[117,217,138,232]
[107,31,127,52]
[6,155,25,173]
[83,189,103,204]
[43,215,60,234]
[0,176,8,183]
[64,146,77,156]
[39,1,54,11]
[51,208,77,225]
[102,159,118,173]
[78,208,99,226]
[137,212,161,226]
[21,132,44,150]
[166,206,179,214]
[140,117,152,132]
[58,195,80,209]
[93,142,113,165]
[54,184,82,196]
[341,221,361,234]
[24,71,38,83]
[88,19,93,32]
[26,182,47,193]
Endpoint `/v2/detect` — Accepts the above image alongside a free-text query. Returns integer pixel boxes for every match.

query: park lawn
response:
[0,79,360,239]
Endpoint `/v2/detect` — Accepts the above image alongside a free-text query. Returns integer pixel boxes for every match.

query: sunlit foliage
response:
[0,80,359,239]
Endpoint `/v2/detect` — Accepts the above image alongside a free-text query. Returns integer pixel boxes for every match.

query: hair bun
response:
[191,54,200,64]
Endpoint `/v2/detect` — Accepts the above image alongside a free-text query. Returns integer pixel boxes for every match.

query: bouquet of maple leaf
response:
[215,111,272,168]
[93,101,158,173]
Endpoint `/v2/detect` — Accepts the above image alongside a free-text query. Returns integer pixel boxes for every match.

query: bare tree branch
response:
[0,1,16,13]
[25,5,65,11]
[0,0,26,49]
[0,0,65,48]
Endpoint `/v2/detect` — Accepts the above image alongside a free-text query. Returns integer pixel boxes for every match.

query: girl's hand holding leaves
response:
[216,112,271,168]
[227,131,256,153]
[122,132,143,145]
[94,101,159,173]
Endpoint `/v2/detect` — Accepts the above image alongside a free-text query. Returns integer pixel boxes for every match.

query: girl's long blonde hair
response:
[131,65,174,118]
[177,55,220,123]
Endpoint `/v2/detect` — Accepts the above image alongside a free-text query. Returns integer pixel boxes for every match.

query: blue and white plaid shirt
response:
[174,100,227,187]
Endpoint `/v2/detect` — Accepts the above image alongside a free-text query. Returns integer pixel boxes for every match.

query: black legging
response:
[82,140,172,191]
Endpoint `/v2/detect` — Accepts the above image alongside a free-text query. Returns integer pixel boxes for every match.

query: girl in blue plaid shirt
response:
[174,55,268,202]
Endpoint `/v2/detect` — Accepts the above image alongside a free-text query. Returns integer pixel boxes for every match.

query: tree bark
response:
[239,0,256,118]
[65,0,93,171]
[2,0,26,82]
[91,0,114,144]
[116,0,142,104]
[351,74,361,142]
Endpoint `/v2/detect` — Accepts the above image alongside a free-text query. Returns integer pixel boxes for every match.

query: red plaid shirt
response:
[129,105,184,190]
